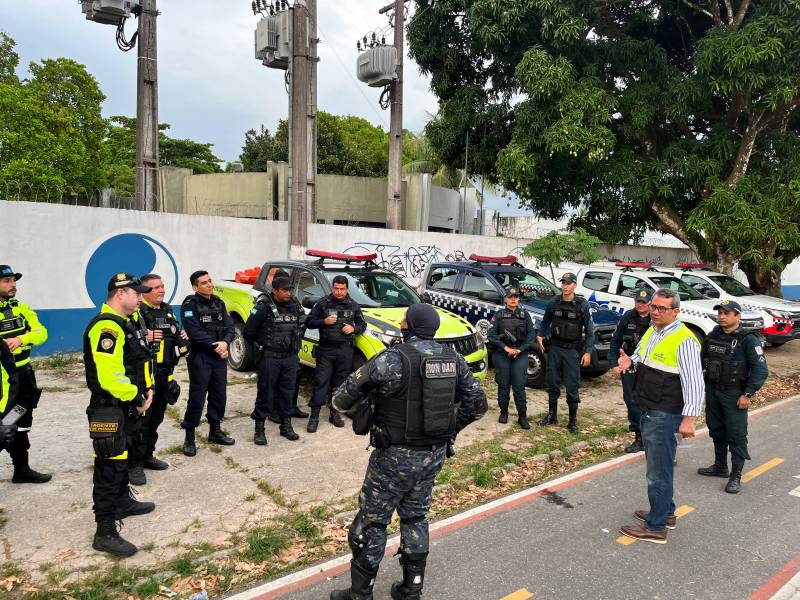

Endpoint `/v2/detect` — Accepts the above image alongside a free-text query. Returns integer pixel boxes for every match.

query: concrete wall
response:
[184,172,272,218]
[315,174,395,227]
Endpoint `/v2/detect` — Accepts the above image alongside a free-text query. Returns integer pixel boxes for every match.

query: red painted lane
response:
[748,553,800,600]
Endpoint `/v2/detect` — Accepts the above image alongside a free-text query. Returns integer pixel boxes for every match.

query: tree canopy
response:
[408,0,800,295]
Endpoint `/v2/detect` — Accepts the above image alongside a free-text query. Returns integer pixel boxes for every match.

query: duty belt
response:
[394,442,447,452]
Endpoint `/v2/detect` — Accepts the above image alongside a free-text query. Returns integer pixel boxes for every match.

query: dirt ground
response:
[1,341,798,583]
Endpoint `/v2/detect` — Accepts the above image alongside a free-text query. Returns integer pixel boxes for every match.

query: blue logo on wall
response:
[85,233,179,307]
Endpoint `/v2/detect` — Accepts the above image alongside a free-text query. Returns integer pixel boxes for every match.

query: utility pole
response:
[135,0,159,211]
[288,0,309,254]
[306,0,318,225]
[461,130,469,234]
[385,0,405,230]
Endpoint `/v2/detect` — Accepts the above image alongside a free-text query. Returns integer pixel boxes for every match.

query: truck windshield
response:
[324,272,419,308]
[709,275,755,296]
[649,276,707,300]
[488,268,559,301]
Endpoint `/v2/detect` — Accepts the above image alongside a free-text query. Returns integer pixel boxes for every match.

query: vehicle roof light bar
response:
[306,249,379,264]
[675,263,706,270]
[469,254,518,265]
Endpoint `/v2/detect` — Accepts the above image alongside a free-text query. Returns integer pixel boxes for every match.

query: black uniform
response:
[306,294,367,411]
[701,326,768,469]
[180,294,235,429]
[486,307,536,418]
[0,341,19,451]
[137,300,187,461]
[609,308,651,435]
[243,292,305,422]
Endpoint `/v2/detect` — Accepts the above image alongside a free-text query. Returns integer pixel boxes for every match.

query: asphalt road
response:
[271,397,800,600]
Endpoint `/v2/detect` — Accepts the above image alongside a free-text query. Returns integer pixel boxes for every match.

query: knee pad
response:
[348,510,387,556]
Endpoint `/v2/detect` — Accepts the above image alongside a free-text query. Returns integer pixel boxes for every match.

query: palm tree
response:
[402,131,469,190]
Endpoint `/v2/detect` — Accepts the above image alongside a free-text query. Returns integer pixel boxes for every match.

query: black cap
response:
[406,303,440,340]
[560,272,577,284]
[713,299,742,314]
[272,275,293,290]
[634,289,653,303]
[504,286,521,297]
[0,265,22,281]
[107,273,151,293]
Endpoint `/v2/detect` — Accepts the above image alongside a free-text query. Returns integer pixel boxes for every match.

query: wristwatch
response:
[744,392,753,399]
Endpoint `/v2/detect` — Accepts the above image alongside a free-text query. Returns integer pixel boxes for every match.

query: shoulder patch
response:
[754,345,764,356]
[96,331,117,354]
[184,310,194,318]
[100,327,119,338]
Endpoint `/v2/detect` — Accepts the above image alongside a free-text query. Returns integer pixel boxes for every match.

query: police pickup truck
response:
[214,249,488,378]
[417,255,621,388]
[564,262,765,340]
[657,264,800,347]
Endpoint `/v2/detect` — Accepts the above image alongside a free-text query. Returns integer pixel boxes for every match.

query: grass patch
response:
[165,405,181,423]
[181,517,203,534]
[281,512,320,542]
[240,526,293,562]
[162,443,185,455]
[140,541,156,552]
[135,577,161,597]
[0,508,6,529]
[167,555,196,577]
[208,444,222,454]
[244,492,257,502]
[34,352,83,371]
[256,480,296,508]
[225,456,242,470]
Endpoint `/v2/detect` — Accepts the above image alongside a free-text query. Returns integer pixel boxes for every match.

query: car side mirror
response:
[478,290,501,303]
[421,292,432,304]
[302,295,321,309]
[703,287,719,298]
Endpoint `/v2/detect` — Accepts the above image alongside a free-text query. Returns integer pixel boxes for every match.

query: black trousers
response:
[310,344,353,409]
[252,353,299,421]
[129,380,170,465]
[93,458,128,522]
[0,366,40,470]
[183,351,227,428]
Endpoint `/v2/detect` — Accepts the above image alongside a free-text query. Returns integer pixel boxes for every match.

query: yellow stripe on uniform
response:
[741,457,784,483]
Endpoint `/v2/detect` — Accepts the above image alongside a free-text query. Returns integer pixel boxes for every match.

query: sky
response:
[0,0,529,215]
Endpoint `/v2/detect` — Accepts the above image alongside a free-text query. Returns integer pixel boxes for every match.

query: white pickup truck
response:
[548,262,764,340]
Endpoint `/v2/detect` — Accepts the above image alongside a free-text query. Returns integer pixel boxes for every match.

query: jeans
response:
[640,409,683,531]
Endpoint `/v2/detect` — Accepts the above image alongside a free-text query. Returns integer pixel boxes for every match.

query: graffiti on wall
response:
[342,242,468,279]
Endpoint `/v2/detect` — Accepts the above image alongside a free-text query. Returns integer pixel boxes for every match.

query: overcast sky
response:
[0,0,528,215]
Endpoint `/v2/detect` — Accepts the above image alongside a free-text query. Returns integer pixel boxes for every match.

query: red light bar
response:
[306,249,378,262]
[469,254,518,265]
[675,263,706,268]
[235,266,262,285]
[615,261,652,268]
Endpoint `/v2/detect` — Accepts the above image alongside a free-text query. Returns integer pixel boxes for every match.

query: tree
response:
[403,130,466,189]
[408,1,800,296]
[522,228,603,283]
[239,124,279,172]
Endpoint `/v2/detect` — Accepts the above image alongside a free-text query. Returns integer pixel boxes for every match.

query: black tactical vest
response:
[83,312,152,406]
[633,363,684,414]
[320,296,356,345]
[374,344,458,446]
[550,297,584,348]
[704,328,749,389]
[194,296,226,342]
[0,300,31,363]
[140,303,183,370]
[623,312,651,355]
[496,309,528,348]
[256,294,302,354]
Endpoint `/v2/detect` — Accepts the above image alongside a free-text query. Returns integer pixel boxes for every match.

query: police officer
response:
[610,289,652,453]
[0,264,51,483]
[329,303,487,600]
[536,272,594,434]
[305,275,367,433]
[698,299,768,494]
[1,340,19,452]
[243,275,305,444]
[181,270,236,456]
[131,274,189,484]
[83,273,156,556]
[487,286,536,429]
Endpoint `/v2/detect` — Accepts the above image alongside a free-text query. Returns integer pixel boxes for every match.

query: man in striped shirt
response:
[616,288,705,544]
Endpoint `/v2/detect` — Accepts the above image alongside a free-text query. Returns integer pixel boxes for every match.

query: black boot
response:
[725,462,744,494]
[208,420,235,445]
[330,560,377,600]
[128,464,146,486]
[280,418,300,441]
[567,405,580,434]
[625,432,644,453]
[116,487,156,519]
[329,409,345,428]
[292,405,310,419]
[517,407,531,430]
[307,408,321,433]
[268,413,281,424]
[537,401,558,426]
[697,459,729,478]
[11,450,52,484]
[92,520,137,557]
[391,554,426,600]
[498,403,509,424]
[143,455,169,470]
[254,420,268,446]
[183,427,197,457]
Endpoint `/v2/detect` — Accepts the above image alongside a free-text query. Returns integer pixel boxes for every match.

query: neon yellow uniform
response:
[0,297,48,368]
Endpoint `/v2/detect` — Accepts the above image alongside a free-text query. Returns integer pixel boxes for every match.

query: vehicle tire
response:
[526,349,547,389]
[767,340,787,348]
[228,321,255,372]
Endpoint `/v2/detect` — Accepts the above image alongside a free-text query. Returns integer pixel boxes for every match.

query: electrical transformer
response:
[356,45,398,87]
[81,0,139,24]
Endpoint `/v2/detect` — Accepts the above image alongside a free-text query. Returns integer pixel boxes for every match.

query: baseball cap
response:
[0,265,22,281]
[107,273,152,293]
[272,275,293,290]
[504,286,521,297]
[634,289,653,303]
[560,272,577,284]
[713,299,742,314]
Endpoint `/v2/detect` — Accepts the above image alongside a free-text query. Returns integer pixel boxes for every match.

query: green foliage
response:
[408,0,800,293]
[522,228,602,282]
[240,526,293,562]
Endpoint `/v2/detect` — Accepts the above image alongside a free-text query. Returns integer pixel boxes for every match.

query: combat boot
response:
[725,462,743,494]
[567,405,580,434]
[517,407,531,430]
[11,450,52,484]
[183,427,197,457]
[208,420,235,445]
[391,554,426,600]
[330,560,377,600]
[625,432,644,453]
[329,409,345,428]
[92,520,137,557]
[128,464,146,486]
[116,487,156,519]
[280,418,300,441]
[498,403,509,424]
[307,408,321,433]
[697,460,729,478]
[292,405,309,419]
[254,420,268,446]
[537,401,558,426]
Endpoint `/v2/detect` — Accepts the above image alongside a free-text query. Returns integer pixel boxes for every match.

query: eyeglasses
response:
[649,304,676,313]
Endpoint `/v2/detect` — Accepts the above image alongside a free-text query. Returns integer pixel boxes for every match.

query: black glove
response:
[0,424,18,450]
[446,439,456,459]
[167,380,181,405]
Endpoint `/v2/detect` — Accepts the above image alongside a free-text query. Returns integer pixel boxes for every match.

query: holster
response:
[88,404,126,459]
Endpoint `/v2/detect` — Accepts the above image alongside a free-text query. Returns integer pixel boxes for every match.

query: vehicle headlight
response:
[367,328,402,347]
[766,309,792,320]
